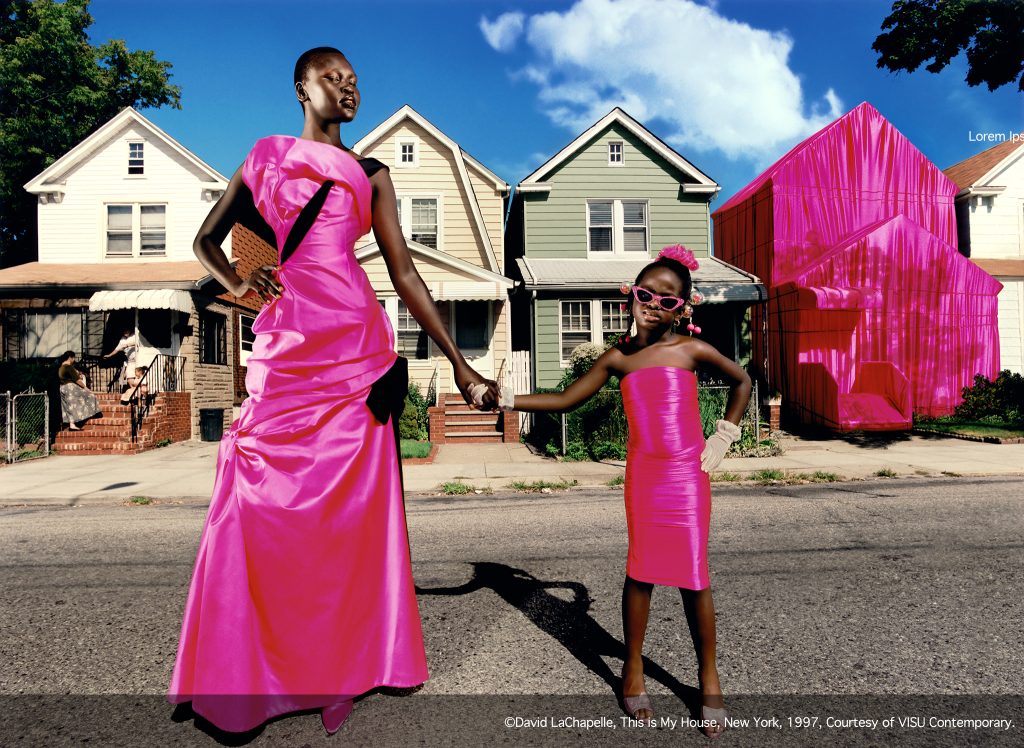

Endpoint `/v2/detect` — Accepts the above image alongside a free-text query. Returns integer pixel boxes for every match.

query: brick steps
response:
[428,393,519,444]
[54,391,192,455]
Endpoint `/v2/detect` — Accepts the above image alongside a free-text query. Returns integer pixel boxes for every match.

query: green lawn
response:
[915,421,1024,440]
[400,440,432,459]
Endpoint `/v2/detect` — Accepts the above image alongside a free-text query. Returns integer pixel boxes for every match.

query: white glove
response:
[700,419,742,473]
[470,384,514,410]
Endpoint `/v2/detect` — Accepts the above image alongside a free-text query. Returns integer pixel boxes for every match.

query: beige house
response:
[352,105,515,397]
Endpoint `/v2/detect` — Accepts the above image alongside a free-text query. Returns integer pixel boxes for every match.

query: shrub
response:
[398,399,423,440]
[567,342,605,379]
[954,370,1024,422]
[406,382,430,438]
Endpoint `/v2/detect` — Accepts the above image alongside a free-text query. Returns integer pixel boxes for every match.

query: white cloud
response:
[480,12,525,52]
[486,0,843,162]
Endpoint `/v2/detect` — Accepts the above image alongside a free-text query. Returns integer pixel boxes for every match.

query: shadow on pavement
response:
[417,562,699,712]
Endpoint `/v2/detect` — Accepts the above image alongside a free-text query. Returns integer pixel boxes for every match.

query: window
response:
[395,138,418,167]
[410,198,437,248]
[560,299,631,363]
[560,301,592,362]
[105,204,167,258]
[608,141,623,165]
[396,301,428,359]
[128,141,144,175]
[601,300,630,343]
[106,205,133,257]
[586,199,648,255]
[396,195,441,249]
[587,201,613,253]
[239,313,255,366]
[199,311,227,365]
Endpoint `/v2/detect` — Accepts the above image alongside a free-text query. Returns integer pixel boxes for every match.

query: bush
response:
[954,370,1024,422]
[567,342,605,380]
[406,382,430,438]
[398,399,423,440]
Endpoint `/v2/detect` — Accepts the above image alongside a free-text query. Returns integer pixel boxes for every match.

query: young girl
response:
[504,245,751,738]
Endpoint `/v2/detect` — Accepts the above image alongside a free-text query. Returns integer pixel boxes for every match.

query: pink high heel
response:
[321,699,354,735]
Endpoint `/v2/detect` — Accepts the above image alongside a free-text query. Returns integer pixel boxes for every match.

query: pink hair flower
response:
[658,244,699,271]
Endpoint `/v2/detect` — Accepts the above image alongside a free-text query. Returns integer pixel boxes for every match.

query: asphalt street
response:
[1,476,1021,747]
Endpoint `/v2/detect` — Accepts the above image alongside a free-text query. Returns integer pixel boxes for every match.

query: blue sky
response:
[88,0,1022,213]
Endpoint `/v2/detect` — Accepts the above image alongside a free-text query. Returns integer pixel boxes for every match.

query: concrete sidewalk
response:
[1,433,1021,505]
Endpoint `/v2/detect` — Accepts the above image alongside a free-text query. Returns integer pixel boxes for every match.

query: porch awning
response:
[426,281,507,301]
[88,289,193,313]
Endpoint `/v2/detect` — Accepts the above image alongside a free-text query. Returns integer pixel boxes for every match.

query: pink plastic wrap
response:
[713,103,1001,430]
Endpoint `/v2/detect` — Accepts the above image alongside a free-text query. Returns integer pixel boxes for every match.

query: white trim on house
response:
[395,136,419,168]
[556,297,629,366]
[24,107,228,193]
[608,140,624,166]
[352,104,507,273]
[584,197,650,257]
[520,107,719,191]
[355,239,515,290]
[395,193,443,250]
[971,143,1024,190]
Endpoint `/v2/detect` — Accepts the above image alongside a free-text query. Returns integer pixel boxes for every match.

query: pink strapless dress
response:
[168,136,428,732]
[621,367,711,590]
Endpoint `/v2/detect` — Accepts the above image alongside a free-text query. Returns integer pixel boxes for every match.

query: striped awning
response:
[426,281,507,301]
[88,289,193,313]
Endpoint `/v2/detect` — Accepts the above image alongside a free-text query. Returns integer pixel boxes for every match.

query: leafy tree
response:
[873,0,1024,92]
[0,0,181,265]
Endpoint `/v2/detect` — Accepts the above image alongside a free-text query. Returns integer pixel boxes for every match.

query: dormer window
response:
[128,141,144,175]
[396,138,418,168]
[608,141,623,166]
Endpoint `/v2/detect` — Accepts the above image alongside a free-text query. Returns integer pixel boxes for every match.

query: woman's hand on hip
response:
[238,265,283,303]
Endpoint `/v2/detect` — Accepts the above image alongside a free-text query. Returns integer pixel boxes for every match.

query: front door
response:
[452,300,493,379]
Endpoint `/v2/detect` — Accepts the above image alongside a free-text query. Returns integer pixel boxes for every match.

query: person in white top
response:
[103,328,137,386]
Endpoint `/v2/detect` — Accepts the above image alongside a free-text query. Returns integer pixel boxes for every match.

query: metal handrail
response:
[124,354,185,443]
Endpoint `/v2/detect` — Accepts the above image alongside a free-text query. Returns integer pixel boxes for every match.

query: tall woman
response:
[169,47,497,734]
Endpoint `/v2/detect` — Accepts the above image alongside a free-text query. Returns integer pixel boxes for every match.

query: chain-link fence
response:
[1,392,10,463]
[527,379,764,459]
[6,390,49,463]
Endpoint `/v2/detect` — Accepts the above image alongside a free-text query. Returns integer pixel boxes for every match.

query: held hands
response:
[454,365,499,410]
[700,419,742,473]
[238,265,283,303]
[471,383,514,411]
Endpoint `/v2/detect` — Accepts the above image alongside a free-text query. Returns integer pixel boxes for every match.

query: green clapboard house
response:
[506,108,766,389]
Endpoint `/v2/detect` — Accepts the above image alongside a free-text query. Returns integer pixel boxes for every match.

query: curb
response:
[911,428,1024,445]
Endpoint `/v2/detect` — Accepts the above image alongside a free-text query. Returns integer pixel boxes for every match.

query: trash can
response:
[199,408,224,441]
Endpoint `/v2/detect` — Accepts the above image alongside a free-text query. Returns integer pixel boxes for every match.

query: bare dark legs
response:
[621,575,654,719]
[621,578,726,736]
[681,585,726,737]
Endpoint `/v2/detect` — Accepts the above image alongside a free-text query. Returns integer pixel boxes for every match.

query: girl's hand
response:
[455,365,498,410]
[238,265,283,303]
[700,419,742,472]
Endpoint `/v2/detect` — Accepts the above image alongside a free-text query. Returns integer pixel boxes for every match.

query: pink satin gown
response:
[168,136,428,732]
[620,367,711,590]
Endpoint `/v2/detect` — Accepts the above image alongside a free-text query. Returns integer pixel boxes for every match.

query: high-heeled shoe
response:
[620,666,654,721]
[321,699,354,735]
[701,703,728,738]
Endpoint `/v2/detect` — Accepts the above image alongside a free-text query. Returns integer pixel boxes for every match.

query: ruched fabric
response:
[621,367,711,590]
[168,136,428,732]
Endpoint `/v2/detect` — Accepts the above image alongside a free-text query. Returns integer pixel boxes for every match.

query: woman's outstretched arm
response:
[513,348,620,413]
[368,167,498,407]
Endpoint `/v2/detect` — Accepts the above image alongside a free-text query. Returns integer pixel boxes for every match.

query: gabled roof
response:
[944,136,1023,190]
[352,105,507,274]
[355,239,514,286]
[519,107,718,191]
[23,107,228,194]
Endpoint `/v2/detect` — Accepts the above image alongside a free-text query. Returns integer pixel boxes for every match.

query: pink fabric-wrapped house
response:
[713,102,1001,430]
